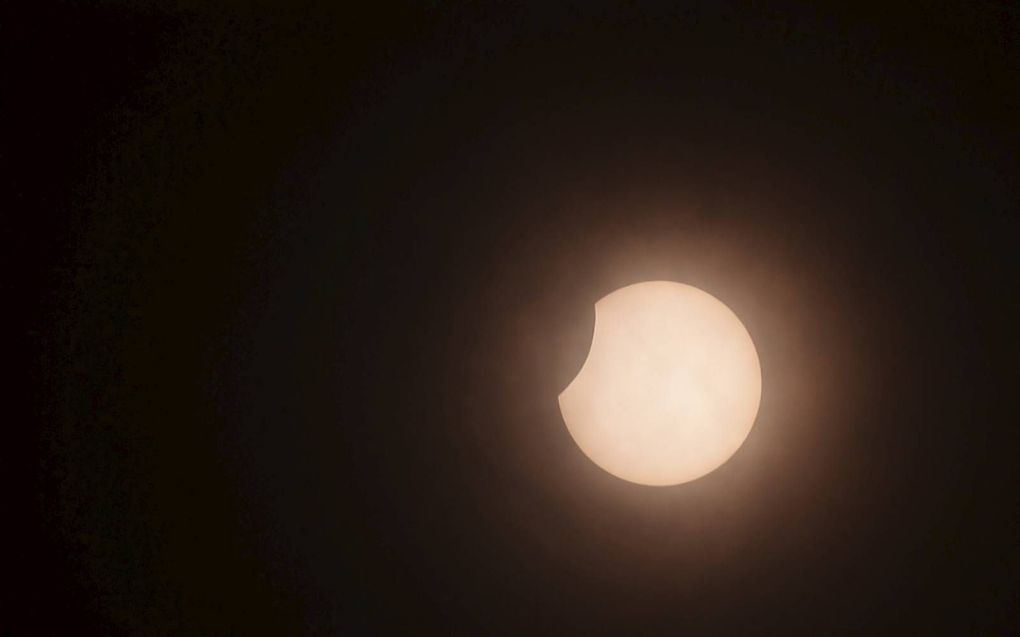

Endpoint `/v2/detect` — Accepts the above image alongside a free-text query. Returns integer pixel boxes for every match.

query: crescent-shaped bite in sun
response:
[558,281,762,486]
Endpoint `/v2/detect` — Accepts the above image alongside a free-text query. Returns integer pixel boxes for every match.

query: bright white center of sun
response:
[558,281,761,486]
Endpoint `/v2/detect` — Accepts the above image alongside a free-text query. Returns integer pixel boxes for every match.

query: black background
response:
[8,2,1018,634]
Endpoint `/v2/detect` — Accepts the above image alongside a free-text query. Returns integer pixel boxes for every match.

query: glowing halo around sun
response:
[558,281,762,486]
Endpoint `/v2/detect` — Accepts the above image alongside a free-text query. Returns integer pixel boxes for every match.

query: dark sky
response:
[9,2,1018,635]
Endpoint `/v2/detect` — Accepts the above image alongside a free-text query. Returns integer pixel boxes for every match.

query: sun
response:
[559,281,761,486]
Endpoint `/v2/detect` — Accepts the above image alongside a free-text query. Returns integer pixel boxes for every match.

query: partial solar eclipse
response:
[559,281,761,486]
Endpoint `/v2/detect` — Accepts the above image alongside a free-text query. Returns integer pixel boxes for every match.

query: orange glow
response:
[558,281,761,486]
